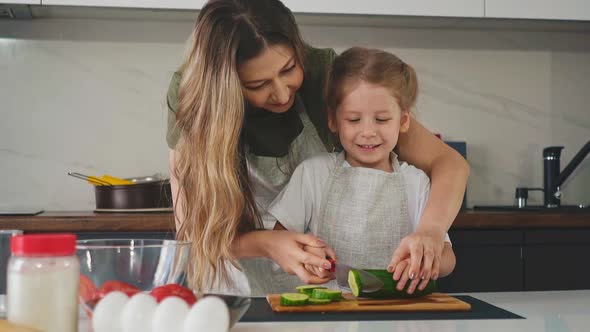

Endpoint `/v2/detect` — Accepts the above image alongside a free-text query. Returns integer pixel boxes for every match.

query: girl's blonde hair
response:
[325,47,418,118]
[173,0,305,292]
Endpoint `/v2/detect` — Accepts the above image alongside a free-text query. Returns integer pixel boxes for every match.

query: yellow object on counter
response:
[0,320,40,332]
[100,175,134,185]
[68,172,135,186]
[87,174,134,186]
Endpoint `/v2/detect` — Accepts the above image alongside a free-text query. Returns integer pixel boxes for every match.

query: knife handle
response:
[326,257,336,273]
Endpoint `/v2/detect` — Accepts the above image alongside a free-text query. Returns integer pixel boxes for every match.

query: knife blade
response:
[328,258,384,293]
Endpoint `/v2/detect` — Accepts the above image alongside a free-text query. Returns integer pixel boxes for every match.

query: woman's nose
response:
[271,80,290,105]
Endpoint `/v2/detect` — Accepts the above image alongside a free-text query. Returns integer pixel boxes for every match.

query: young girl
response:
[267,47,456,293]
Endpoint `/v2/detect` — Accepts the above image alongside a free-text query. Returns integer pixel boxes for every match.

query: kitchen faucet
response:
[515,140,589,208]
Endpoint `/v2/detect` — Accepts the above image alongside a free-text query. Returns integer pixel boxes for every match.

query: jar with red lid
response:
[7,233,80,332]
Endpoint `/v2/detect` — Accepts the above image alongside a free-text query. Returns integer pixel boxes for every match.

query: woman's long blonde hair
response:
[173,0,305,292]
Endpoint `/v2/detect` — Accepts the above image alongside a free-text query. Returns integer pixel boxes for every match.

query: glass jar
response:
[7,233,80,332]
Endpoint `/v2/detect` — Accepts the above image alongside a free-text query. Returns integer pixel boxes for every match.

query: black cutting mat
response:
[240,295,524,322]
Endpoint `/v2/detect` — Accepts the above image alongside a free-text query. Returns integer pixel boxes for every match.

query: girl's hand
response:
[263,230,334,284]
[387,229,444,292]
[302,245,336,280]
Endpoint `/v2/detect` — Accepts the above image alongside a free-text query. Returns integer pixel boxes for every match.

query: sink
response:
[473,205,589,213]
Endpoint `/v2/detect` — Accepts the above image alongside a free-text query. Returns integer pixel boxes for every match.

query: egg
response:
[152,296,189,332]
[121,293,158,332]
[183,296,230,332]
[92,291,129,332]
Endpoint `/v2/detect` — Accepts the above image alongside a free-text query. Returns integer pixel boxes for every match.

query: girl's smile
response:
[357,144,382,150]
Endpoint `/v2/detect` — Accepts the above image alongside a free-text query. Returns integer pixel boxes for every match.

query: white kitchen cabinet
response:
[486,0,590,21]
[283,0,484,18]
[40,0,205,10]
[1,0,40,4]
[36,0,484,18]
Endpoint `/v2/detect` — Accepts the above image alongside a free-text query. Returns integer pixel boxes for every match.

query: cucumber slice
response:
[308,298,331,305]
[348,268,437,299]
[295,285,327,296]
[348,270,362,297]
[280,293,309,306]
[311,288,342,300]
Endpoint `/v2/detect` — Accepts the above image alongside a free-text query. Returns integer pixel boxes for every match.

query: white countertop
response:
[231,291,590,332]
[69,290,589,332]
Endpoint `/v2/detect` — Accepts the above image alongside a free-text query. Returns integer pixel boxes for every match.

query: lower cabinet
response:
[524,229,590,291]
[437,230,524,293]
[438,246,524,292]
[440,228,590,293]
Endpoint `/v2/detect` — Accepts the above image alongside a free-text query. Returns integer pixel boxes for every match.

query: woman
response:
[167,0,469,294]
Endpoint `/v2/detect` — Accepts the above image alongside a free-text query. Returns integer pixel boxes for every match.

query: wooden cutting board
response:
[267,293,471,313]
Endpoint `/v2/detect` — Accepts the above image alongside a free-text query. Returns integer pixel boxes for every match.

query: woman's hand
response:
[262,230,335,284]
[391,257,413,293]
[387,229,444,293]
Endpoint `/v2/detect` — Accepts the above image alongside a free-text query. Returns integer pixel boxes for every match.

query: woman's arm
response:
[170,149,332,284]
[397,117,469,236]
[391,117,469,286]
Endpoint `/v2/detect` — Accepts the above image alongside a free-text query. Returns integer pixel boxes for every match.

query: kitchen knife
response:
[328,258,384,293]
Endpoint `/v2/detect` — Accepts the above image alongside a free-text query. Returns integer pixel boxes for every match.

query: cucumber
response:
[308,298,331,305]
[349,269,362,297]
[311,288,342,300]
[295,285,327,296]
[280,293,309,306]
[348,269,437,299]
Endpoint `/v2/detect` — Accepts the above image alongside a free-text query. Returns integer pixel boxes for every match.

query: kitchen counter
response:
[0,210,589,232]
[0,211,177,232]
[77,290,590,332]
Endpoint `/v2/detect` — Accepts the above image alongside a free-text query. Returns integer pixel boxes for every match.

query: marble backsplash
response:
[1,16,588,211]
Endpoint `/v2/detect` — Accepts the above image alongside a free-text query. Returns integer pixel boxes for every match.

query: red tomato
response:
[98,280,141,298]
[150,284,197,305]
[79,275,98,303]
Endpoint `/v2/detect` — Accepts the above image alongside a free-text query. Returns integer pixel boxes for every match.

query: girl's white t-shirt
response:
[267,152,451,243]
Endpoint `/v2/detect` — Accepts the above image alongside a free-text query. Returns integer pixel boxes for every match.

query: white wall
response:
[0,16,588,210]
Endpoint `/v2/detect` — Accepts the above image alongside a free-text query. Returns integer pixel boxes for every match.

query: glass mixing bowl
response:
[76,239,250,327]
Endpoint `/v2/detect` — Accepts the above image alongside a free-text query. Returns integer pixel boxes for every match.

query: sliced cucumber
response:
[348,269,437,299]
[311,288,342,300]
[308,298,331,305]
[280,293,309,306]
[348,269,362,297]
[295,285,327,296]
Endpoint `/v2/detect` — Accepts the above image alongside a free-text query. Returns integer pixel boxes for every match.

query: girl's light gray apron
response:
[318,152,413,282]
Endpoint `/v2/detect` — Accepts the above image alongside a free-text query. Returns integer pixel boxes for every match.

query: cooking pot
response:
[68,172,173,211]
[94,180,172,211]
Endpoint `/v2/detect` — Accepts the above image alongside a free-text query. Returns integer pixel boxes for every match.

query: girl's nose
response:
[361,122,377,137]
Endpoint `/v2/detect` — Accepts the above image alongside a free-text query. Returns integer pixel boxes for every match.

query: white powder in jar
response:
[7,234,80,332]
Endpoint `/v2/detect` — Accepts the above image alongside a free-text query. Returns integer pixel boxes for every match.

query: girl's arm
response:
[391,117,469,285]
[438,242,456,278]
